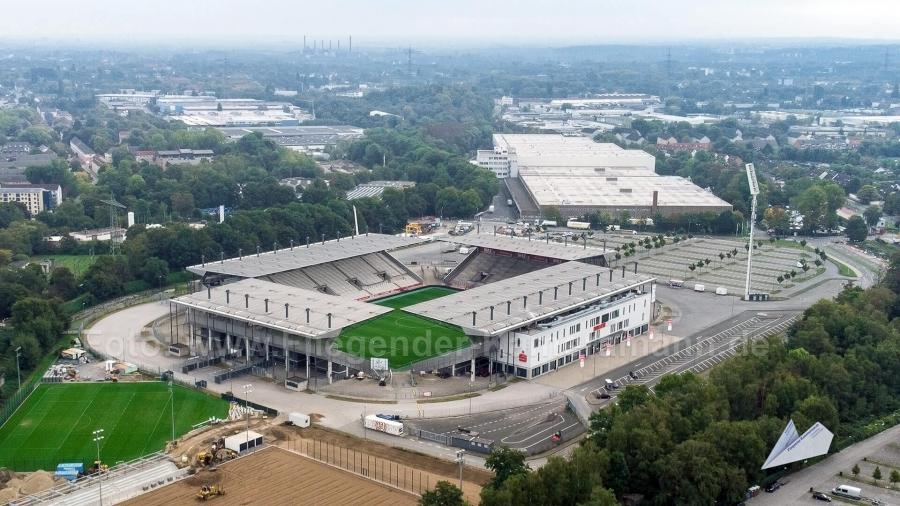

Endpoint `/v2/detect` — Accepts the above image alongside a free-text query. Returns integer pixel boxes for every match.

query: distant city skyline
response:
[0,0,897,47]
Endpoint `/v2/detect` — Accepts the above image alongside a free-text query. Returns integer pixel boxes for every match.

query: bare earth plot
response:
[123,446,418,506]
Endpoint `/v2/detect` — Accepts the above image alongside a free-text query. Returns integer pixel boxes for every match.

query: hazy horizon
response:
[0,0,897,48]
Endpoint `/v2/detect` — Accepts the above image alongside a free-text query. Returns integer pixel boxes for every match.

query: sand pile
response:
[0,469,65,502]
[19,470,58,495]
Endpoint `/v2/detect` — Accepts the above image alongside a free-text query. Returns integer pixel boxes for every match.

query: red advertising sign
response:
[592,322,607,331]
[518,352,527,363]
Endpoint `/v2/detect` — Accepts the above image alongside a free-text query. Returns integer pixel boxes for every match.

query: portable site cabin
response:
[60,348,86,361]
[223,430,264,453]
[289,412,311,428]
[55,462,84,481]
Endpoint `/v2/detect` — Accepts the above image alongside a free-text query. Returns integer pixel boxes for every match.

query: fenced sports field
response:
[333,286,470,368]
[0,382,228,471]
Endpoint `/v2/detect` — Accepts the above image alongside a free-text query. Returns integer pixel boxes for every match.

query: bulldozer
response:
[196,451,213,467]
[196,484,225,501]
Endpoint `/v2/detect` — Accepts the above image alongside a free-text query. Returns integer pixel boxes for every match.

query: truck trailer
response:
[566,220,591,230]
[364,414,404,436]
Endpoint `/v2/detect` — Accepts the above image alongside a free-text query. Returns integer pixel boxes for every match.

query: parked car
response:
[812,492,832,502]
[594,390,611,399]
[765,482,782,493]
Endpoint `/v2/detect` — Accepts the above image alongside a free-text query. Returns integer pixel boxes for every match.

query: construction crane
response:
[99,197,126,255]
[744,163,760,300]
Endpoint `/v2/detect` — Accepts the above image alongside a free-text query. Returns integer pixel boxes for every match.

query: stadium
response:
[172,231,657,385]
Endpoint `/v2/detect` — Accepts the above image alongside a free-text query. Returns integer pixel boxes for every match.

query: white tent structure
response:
[761,419,834,469]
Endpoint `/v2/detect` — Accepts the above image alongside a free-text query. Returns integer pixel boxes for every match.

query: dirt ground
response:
[122,446,418,506]
[265,423,493,486]
[164,417,489,503]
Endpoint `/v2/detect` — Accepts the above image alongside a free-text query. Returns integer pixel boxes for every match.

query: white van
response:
[715,287,728,296]
[693,284,706,292]
[459,246,470,255]
[831,485,861,499]
[668,279,684,288]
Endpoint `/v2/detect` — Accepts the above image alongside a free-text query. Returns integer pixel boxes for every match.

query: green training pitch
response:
[334,286,470,369]
[0,382,229,471]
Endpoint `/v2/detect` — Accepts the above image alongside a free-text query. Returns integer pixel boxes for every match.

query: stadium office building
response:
[170,233,656,383]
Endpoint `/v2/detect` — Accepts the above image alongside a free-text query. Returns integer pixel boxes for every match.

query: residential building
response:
[0,183,61,216]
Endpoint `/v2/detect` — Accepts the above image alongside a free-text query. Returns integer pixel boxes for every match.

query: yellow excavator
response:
[196,484,225,501]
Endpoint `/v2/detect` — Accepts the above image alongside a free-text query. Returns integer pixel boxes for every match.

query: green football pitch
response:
[334,286,470,369]
[0,382,228,471]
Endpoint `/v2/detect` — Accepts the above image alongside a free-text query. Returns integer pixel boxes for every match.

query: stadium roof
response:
[186,233,425,278]
[404,262,654,336]
[171,278,391,339]
[441,233,608,262]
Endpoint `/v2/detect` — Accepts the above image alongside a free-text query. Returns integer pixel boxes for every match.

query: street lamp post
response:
[242,384,253,451]
[14,347,21,389]
[168,384,175,443]
[92,429,105,505]
[455,449,466,490]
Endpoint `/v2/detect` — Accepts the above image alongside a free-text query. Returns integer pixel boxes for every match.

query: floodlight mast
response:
[744,163,761,300]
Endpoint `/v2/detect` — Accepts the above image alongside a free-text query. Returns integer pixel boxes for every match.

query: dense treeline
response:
[316,85,495,153]
[475,258,900,505]
[0,255,71,398]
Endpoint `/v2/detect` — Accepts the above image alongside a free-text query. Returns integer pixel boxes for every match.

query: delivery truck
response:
[364,414,404,436]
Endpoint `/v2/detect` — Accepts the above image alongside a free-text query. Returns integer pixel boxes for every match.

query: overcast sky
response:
[1,0,897,46]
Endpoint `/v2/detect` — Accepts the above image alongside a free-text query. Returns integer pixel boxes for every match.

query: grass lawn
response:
[28,255,102,277]
[370,286,459,309]
[829,257,858,278]
[334,287,470,369]
[0,382,228,471]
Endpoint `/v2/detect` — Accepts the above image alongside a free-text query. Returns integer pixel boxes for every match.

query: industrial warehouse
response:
[167,232,656,386]
[475,134,732,219]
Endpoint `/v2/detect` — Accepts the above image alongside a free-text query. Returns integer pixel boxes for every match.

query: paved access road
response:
[408,398,583,456]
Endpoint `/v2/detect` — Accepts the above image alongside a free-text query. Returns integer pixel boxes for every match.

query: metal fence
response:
[213,359,270,384]
[11,452,172,504]
[220,392,278,417]
[0,380,40,431]
[279,439,435,497]
[181,355,223,374]
[411,427,452,446]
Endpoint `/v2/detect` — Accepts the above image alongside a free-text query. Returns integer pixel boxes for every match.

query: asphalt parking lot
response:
[408,399,584,455]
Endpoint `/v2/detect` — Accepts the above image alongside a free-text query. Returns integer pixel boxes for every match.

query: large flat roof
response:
[520,174,732,208]
[171,278,391,339]
[404,262,655,336]
[187,233,425,278]
[494,134,656,170]
[442,233,608,261]
[217,125,364,139]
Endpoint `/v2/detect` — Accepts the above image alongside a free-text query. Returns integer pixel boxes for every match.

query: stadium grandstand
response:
[169,230,654,386]
[441,232,610,288]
